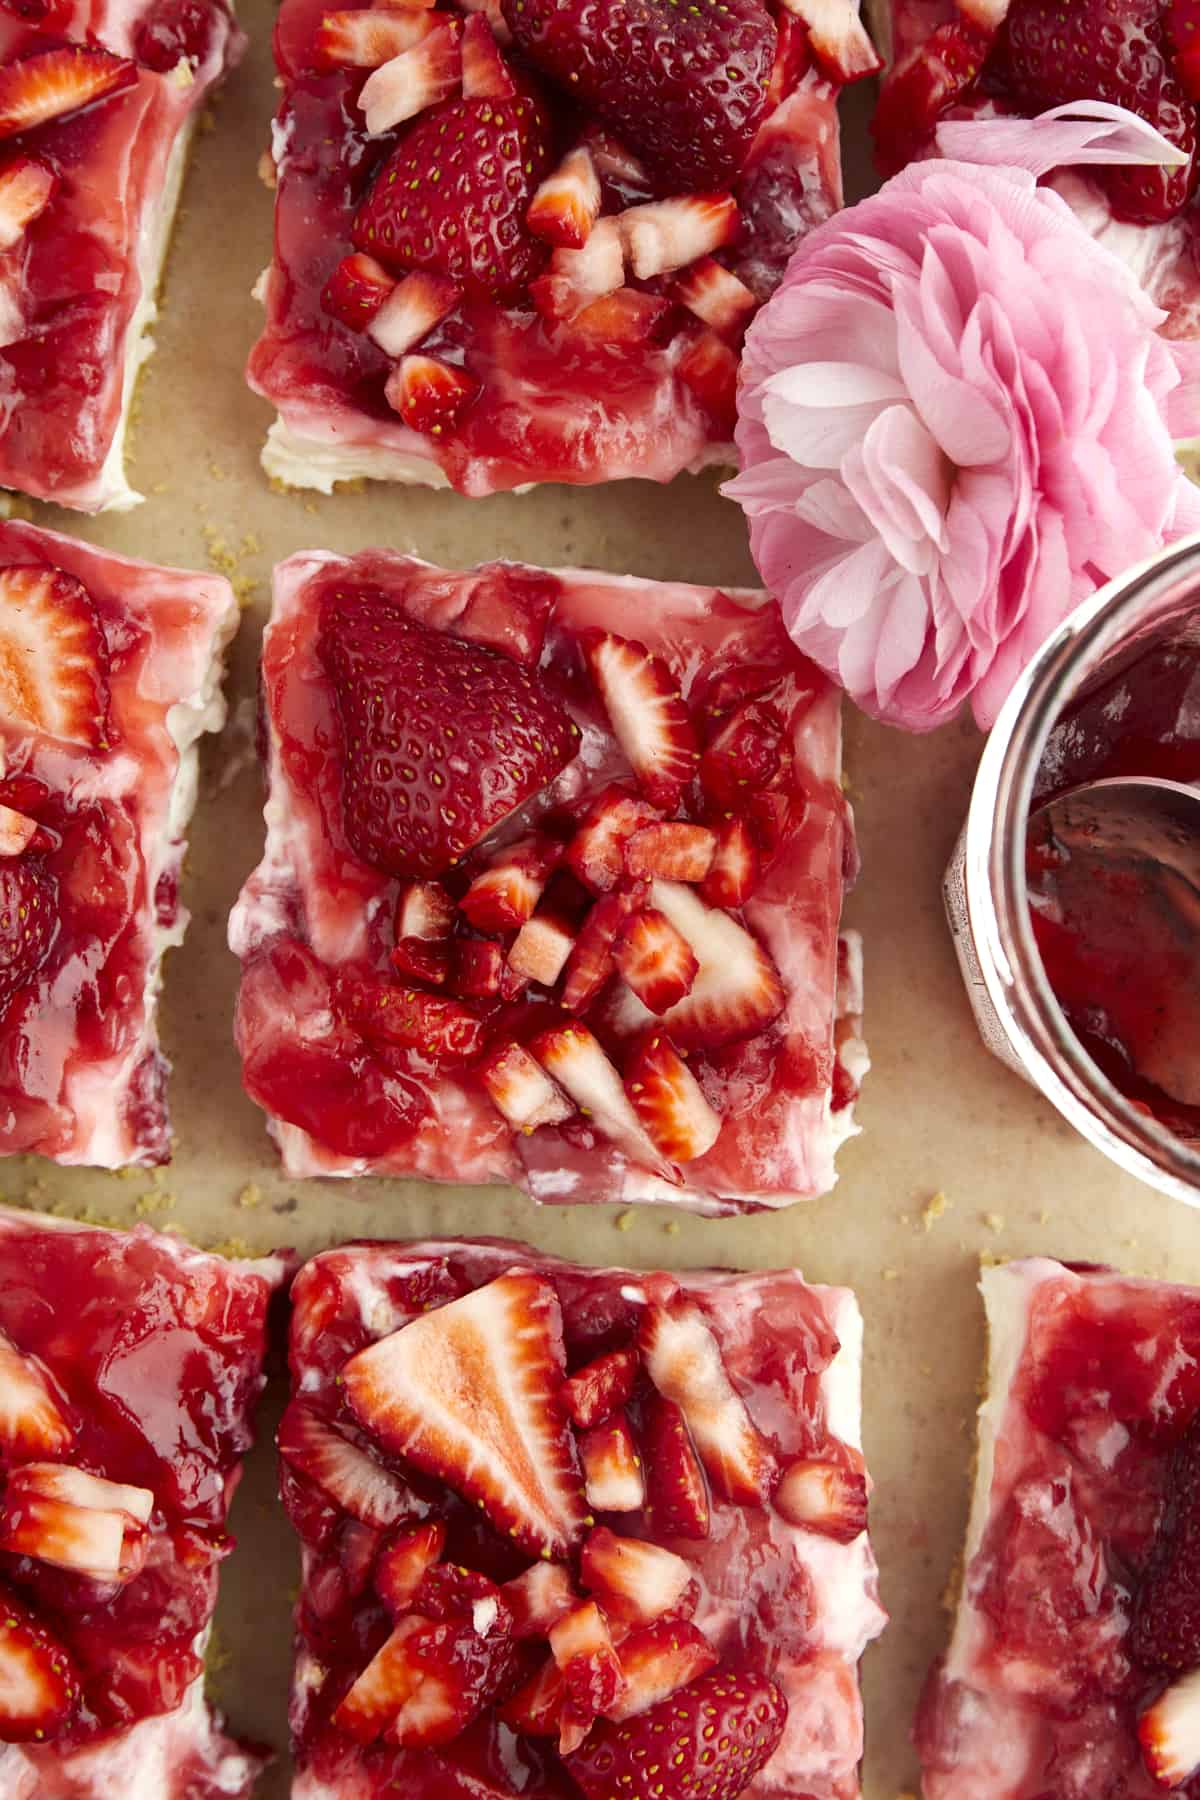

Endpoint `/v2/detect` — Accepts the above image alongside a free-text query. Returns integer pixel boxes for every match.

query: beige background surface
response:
[12,29,1200,1798]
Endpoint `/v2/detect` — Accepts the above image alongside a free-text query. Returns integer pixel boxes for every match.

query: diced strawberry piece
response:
[12,1463,152,1524]
[532,1024,675,1178]
[509,909,575,987]
[359,19,462,132]
[0,1581,78,1742]
[639,1395,709,1539]
[776,0,880,81]
[480,1040,575,1131]
[415,1563,507,1627]
[583,634,698,813]
[871,20,991,176]
[673,257,756,338]
[677,327,738,431]
[385,353,481,433]
[562,1347,638,1430]
[583,125,654,207]
[642,879,785,1048]
[321,252,396,332]
[561,890,640,1012]
[461,836,560,931]
[566,787,661,895]
[625,1032,721,1162]
[581,1526,695,1626]
[396,878,455,942]
[340,980,486,1064]
[391,935,450,985]
[0,1463,150,1580]
[765,11,810,105]
[313,5,433,68]
[0,862,57,1004]
[0,46,135,140]
[773,1458,868,1542]
[0,1329,71,1458]
[500,1656,564,1733]
[1169,0,1200,99]
[453,938,503,997]
[460,11,516,93]
[0,806,36,858]
[614,909,698,1016]
[343,1272,587,1559]
[530,216,624,323]
[528,145,601,249]
[1132,1416,1200,1672]
[386,1612,519,1746]
[746,789,791,859]
[700,699,784,808]
[640,1298,773,1503]
[549,1600,624,1718]
[579,1414,645,1513]
[565,1664,788,1800]
[568,287,671,346]
[0,565,109,749]
[503,1561,577,1638]
[376,1521,446,1612]
[701,817,758,909]
[334,1615,427,1742]
[620,193,738,280]
[278,1400,421,1531]
[1139,1666,1200,1786]
[369,270,463,356]
[606,1618,717,1721]
[341,1520,384,1598]
[624,823,716,884]
[0,157,53,252]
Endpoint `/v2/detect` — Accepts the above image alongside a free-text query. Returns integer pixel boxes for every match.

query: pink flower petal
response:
[936,101,1188,178]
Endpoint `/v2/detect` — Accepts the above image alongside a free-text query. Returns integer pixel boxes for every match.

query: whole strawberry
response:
[320,592,579,878]
[1130,1414,1200,1673]
[564,1663,787,1800]
[501,0,776,191]
[0,862,57,1005]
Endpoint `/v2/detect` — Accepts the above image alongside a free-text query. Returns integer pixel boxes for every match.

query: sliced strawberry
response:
[396,878,455,942]
[776,0,880,81]
[369,270,463,356]
[639,1394,709,1539]
[0,565,109,749]
[765,10,809,105]
[1140,1666,1200,1785]
[565,1664,788,1800]
[561,1347,638,1430]
[359,19,463,132]
[503,1561,577,1637]
[624,823,716,884]
[619,194,738,280]
[19,1464,153,1526]
[453,938,504,997]
[871,19,991,175]
[531,216,624,322]
[321,252,395,331]
[385,353,481,432]
[677,327,738,430]
[0,1329,71,1459]
[0,1463,151,1580]
[508,909,575,986]
[460,13,516,95]
[700,699,784,808]
[565,786,661,895]
[561,889,641,1012]
[342,1271,587,1559]
[0,806,36,858]
[0,1581,78,1742]
[701,817,758,908]
[480,1040,575,1131]
[340,980,486,1063]
[549,1600,624,1718]
[581,1526,695,1625]
[0,156,53,252]
[643,879,785,1048]
[334,1615,427,1742]
[320,592,579,877]
[500,1656,564,1734]
[532,1024,675,1178]
[583,634,698,813]
[528,145,601,249]
[773,1458,868,1542]
[606,1618,717,1721]
[460,836,560,931]
[568,287,671,346]
[0,46,136,141]
[625,1032,721,1162]
[614,909,698,1016]
[640,1298,772,1504]
[579,1414,645,1513]
[391,936,450,985]
[674,256,756,338]
[278,1401,421,1531]
[1169,0,1200,100]
[376,1521,446,1611]
[313,5,434,68]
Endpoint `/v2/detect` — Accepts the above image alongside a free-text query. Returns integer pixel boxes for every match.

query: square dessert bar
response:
[0,0,242,510]
[230,550,866,1212]
[0,1204,287,1799]
[917,1258,1200,1798]
[0,518,238,1167]
[281,1238,886,1800]
[247,0,877,496]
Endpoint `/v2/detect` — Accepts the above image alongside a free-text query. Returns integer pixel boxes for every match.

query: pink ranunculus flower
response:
[724,103,1200,732]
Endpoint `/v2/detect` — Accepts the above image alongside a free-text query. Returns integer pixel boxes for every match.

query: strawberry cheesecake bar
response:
[247,0,877,495]
[0,518,238,1167]
[280,1237,886,1799]
[917,1257,1200,1797]
[230,550,866,1212]
[0,0,242,510]
[0,1203,287,1798]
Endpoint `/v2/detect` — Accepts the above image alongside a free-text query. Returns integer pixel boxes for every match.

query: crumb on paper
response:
[920,1190,951,1232]
[919,1361,932,1377]
[941,1555,964,1614]
[203,1236,256,1261]
[1038,1209,1051,1226]
[614,1211,634,1233]
[882,1268,899,1282]
[983,1212,1005,1234]
[201,526,259,609]
[979,1249,1003,1270]
[134,1188,174,1217]
[663,1220,680,1237]
[208,462,226,482]
[236,1182,262,1211]
[205,1628,232,1682]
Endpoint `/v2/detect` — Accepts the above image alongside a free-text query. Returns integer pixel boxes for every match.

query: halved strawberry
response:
[1169,0,1200,100]
[871,19,990,175]
[1139,1665,1200,1786]
[0,1462,151,1580]
[624,823,716,884]
[0,565,109,749]
[640,1298,773,1503]
[340,980,486,1063]
[0,157,53,252]
[359,19,462,132]
[460,836,560,932]
[0,805,36,858]
[673,256,756,338]
[639,1395,709,1539]
[391,936,450,985]
[619,194,738,280]
[342,1271,587,1559]
[321,252,395,331]
[503,1560,577,1637]
[566,787,661,895]
[0,46,136,141]
[480,1040,575,1131]
[460,13,516,95]
[376,1520,446,1611]
[549,1600,624,1718]
[313,5,434,68]
[500,1655,565,1734]
[453,938,503,997]
[625,1032,721,1162]
[776,0,881,81]
[369,270,463,356]
[385,353,481,433]
[606,1618,716,1721]
[700,698,784,808]
[701,817,758,909]
[531,216,624,322]
[643,879,785,1048]
[561,889,642,1012]
[278,1401,422,1531]
[0,1329,71,1458]
[561,1347,638,1430]
[532,1024,674,1178]
[579,1414,645,1513]
[509,909,575,986]
[581,1526,695,1625]
[528,145,601,249]
[568,288,671,346]
[396,878,455,942]
[0,1581,78,1742]
[773,1458,868,1542]
[614,909,698,1015]
[677,327,738,430]
[582,635,698,813]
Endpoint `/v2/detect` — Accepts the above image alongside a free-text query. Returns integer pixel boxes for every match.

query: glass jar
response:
[944,531,1200,1204]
